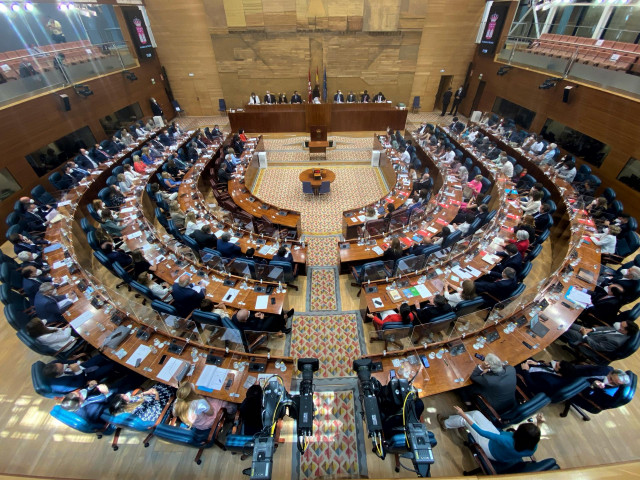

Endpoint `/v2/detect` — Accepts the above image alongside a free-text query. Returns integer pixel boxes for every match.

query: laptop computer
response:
[529,314,549,338]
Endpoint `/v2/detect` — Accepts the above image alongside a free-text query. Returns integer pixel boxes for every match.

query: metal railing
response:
[0,40,138,108]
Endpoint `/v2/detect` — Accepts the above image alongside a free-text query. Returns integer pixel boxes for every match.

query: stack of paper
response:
[196,365,229,391]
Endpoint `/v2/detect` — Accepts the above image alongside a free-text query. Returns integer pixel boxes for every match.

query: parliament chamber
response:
[1,1,640,480]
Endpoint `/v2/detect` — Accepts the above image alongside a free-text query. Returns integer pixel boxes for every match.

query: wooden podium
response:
[309,124,329,157]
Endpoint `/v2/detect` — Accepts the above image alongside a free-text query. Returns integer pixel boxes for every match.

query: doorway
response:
[434,75,453,111]
[470,80,486,114]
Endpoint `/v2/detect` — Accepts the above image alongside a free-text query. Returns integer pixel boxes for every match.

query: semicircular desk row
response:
[42,123,599,403]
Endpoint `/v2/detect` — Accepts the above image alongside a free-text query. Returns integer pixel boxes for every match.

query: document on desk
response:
[255,295,269,310]
[565,286,593,308]
[51,260,68,270]
[127,231,143,240]
[415,284,431,298]
[120,207,135,214]
[126,345,151,366]
[69,310,93,329]
[58,200,72,207]
[465,265,482,277]
[196,365,228,391]
[214,230,224,238]
[229,236,240,244]
[482,254,500,265]
[372,246,384,255]
[452,266,472,279]
[44,243,62,254]
[357,215,366,222]
[222,288,240,303]
[157,357,184,382]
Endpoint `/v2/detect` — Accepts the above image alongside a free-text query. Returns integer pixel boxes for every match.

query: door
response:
[470,80,486,114]
[434,75,453,111]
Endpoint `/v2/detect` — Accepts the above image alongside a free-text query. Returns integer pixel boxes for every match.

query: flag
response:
[323,67,327,102]
[315,67,319,85]
[308,69,312,102]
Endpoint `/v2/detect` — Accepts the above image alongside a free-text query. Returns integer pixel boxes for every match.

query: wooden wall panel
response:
[0,59,171,236]
[145,0,224,116]
[463,53,640,220]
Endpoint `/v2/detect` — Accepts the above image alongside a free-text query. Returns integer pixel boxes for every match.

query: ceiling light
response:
[10,2,20,12]
[58,2,68,11]
[24,1,33,11]
[0,3,8,13]
[67,2,74,9]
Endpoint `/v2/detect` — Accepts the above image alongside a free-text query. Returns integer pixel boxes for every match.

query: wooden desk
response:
[298,168,335,189]
[308,140,329,157]
[228,103,408,133]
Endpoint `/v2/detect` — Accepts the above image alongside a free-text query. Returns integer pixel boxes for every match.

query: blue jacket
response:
[23,276,51,306]
[171,284,204,317]
[34,292,68,323]
[46,355,115,394]
[218,239,242,259]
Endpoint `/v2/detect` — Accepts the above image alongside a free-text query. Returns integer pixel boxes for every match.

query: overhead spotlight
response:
[10,2,20,12]
[57,2,68,11]
[23,1,33,11]
[73,84,93,97]
[122,70,138,82]
[497,66,513,76]
[0,3,8,13]
[67,2,74,10]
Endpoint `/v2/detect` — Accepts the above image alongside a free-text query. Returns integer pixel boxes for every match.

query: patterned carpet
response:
[309,268,338,311]
[291,314,361,378]
[299,391,360,479]
[304,236,339,267]
[253,166,386,234]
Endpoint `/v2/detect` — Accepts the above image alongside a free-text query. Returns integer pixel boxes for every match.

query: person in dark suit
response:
[231,308,294,336]
[158,130,173,147]
[150,97,163,117]
[263,91,276,104]
[605,266,640,304]
[417,295,453,324]
[34,282,71,324]
[278,93,288,104]
[24,203,48,234]
[374,91,386,103]
[41,354,117,394]
[22,266,52,306]
[361,90,370,103]
[217,233,242,259]
[171,275,205,317]
[102,242,132,267]
[441,87,453,116]
[578,284,625,326]
[58,166,76,190]
[76,148,98,169]
[561,320,637,354]
[333,90,344,103]
[244,247,266,265]
[9,233,43,256]
[290,91,302,103]
[468,353,517,414]
[192,225,217,249]
[90,144,110,163]
[67,162,89,181]
[346,91,357,103]
[271,246,293,265]
[533,204,552,232]
[61,385,111,423]
[449,85,465,115]
[489,244,523,278]
[475,267,518,303]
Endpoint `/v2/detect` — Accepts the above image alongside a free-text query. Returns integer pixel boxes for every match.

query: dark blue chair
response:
[453,297,486,318]
[80,217,94,234]
[98,187,111,203]
[113,166,124,175]
[533,229,550,246]
[545,199,557,215]
[441,229,462,249]
[372,321,413,351]
[5,224,22,240]
[5,302,34,330]
[191,310,223,327]
[106,176,118,186]
[575,164,591,183]
[269,260,299,290]
[563,370,636,421]
[87,231,101,251]
[318,181,330,195]
[587,174,602,189]
[218,99,226,114]
[411,96,420,113]
[50,405,115,438]
[151,300,179,318]
[156,209,169,229]
[130,281,157,305]
[0,283,28,307]
[16,329,81,360]
[602,187,616,204]
[517,261,532,281]
[6,211,23,227]
[525,244,542,263]
[302,181,314,196]
[48,172,64,190]
[87,204,102,222]
[479,177,492,195]
[1,262,23,291]
[31,185,56,205]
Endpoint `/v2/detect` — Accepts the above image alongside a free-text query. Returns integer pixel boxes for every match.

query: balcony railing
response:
[0,40,138,108]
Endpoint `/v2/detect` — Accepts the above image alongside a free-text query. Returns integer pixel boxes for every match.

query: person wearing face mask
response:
[598,266,640,306]
[17,250,47,271]
[22,266,52,306]
[34,282,74,324]
[137,272,172,301]
[9,233,45,256]
[560,319,638,355]
[24,203,49,234]
[590,224,620,255]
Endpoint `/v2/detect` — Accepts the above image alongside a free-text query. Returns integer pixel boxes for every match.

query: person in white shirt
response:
[443,279,477,308]
[590,225,619,254]
[123,164,138,184]
[441,146,455,165]
[556,159,577,183]
[521,190,543,216]
[25,317,78,352]
[184,212,199,237]
[138,272,172,301]
[312,97,321,104]
[467,129,479,143]
[530,137,545,155]
[400,147,410,164]
[455,212,476,235]
[120,129,135,146]
[501,160,514,178]
[117,174,131,193]
[248,92,260,105]
[135,125,147,137]
[539,143,557,164]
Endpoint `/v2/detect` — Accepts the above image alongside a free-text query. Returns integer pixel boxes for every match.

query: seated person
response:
[244,247,266,265]
[489,244,523,278]
[25,317,79,353]
[467,353,517,414]
[578,284,625,325]
[218,232,242,259]
[438,406,543,468]
[105,185,125,209]
[173,382,236,429]
[599,266,640,305]
[22,265,52,306]
[383,238,404,264]
[60,382,111,423]
[169,202,187,229]
[514,215,536,242]
[231,308,294,336]
[271,245,293,265]
[454,212,476,236]
[192,225,217,250]
[468,175,483,196]
[34,282,73,324]
[443,279,477,308]
[137,272,172,301]
[102,242,133,267]
[590,225,619,255]
[520,191,543,216]
[100,210,132,238]
[161,172,181,193]
[171,275,205,317]
[417,294,452,323]
[560,320,638,355]
[475,267,518,303]
[18,250,46,271]
[533,204,552,232]
[238,385,264,435]
[107,383,176,423]
[41,355,117,394]
[366,302,416,330]
[509,230,530,259]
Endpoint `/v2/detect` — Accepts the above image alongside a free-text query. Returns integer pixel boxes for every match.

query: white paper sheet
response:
[157,357,184,381]
[69,311,93,329]
[222,288,240,303]
[566,288,593,307]
[415,284,431,298]
[372,246,384,255]
[452,266,472,280]
[127,231,143,240]
[255,295,269,310]
[196,365,228,391]
[126,345,152,366]
[372,297,384,308]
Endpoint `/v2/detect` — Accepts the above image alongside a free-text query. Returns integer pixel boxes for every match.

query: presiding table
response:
[299,168,335,194]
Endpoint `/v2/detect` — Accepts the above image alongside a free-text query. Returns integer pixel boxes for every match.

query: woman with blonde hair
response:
[172,382,236,429]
